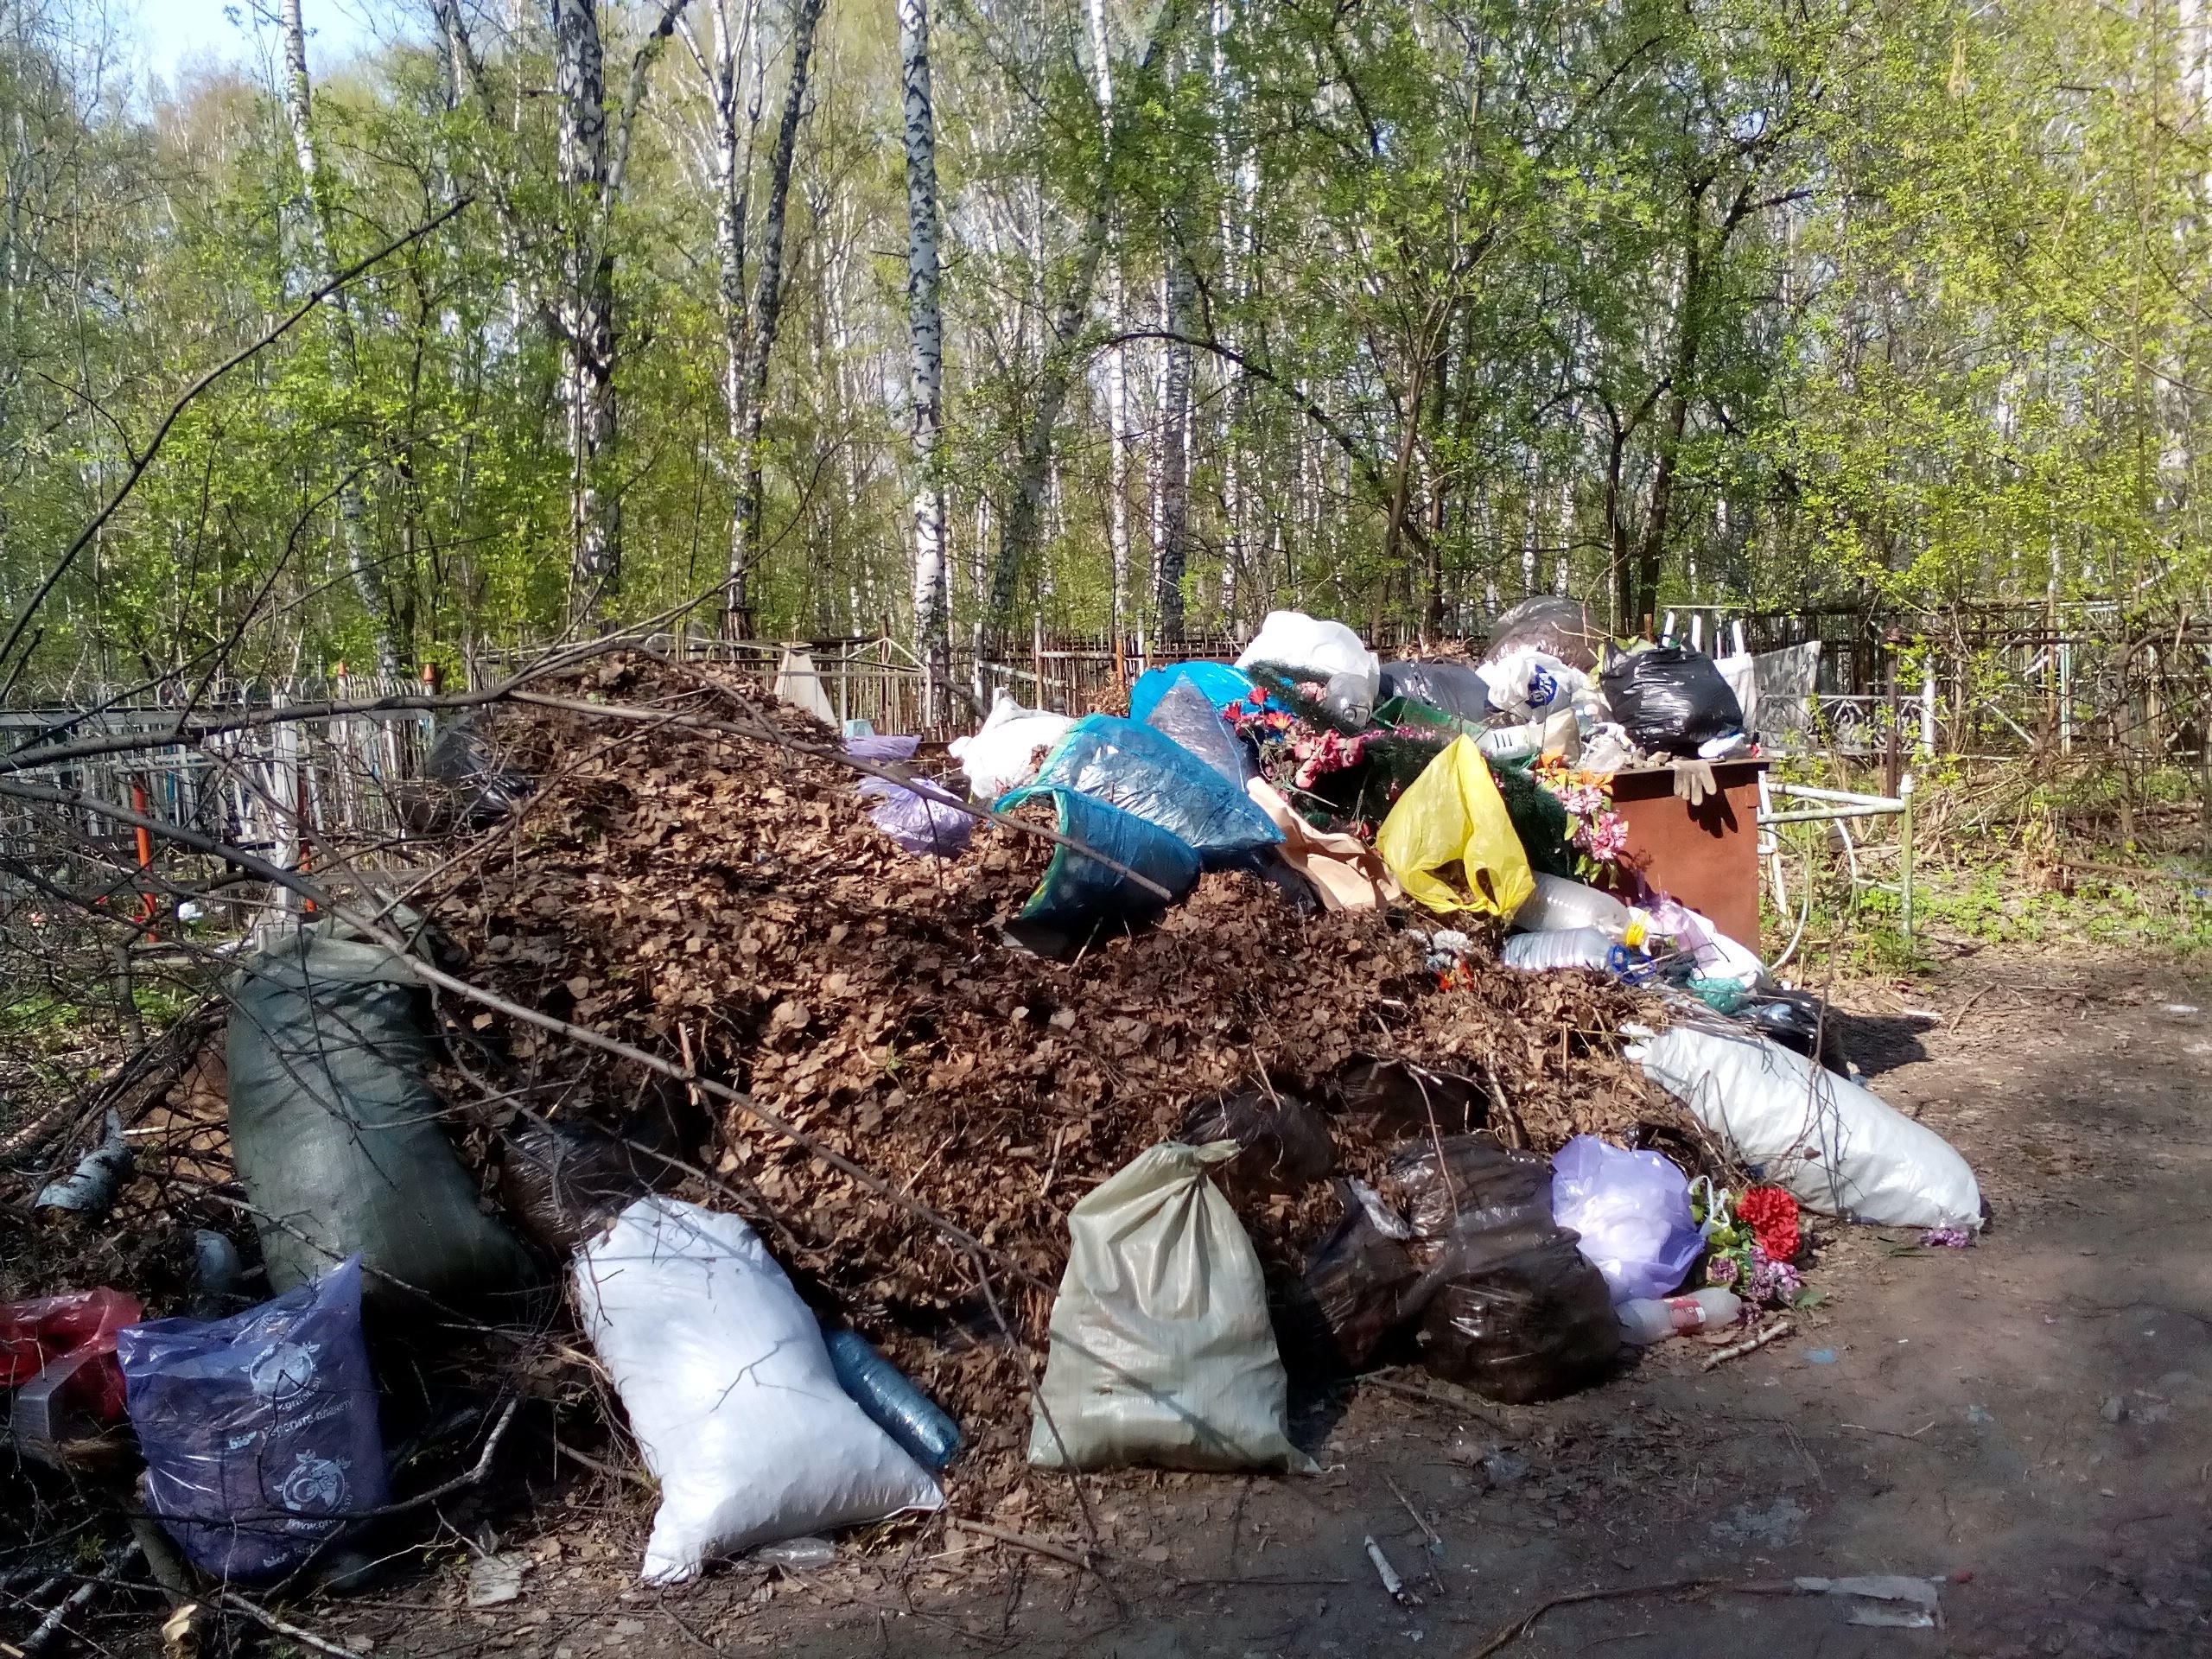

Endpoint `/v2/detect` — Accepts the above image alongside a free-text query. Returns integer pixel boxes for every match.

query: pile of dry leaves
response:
[413,657,1703,1457]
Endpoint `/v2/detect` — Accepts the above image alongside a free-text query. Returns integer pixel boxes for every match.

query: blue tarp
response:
[1027,715,1281,868]
[1128,662,1257,725]
[998,785,1203,927]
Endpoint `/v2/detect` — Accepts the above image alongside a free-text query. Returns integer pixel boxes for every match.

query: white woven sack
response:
[1635,1025,1982,1230]
[1028,1142,1315,1473]
[576,1198,942,1583]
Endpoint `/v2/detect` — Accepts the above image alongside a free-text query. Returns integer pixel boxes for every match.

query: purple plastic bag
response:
[860,777,975,857]
[1549,1136,1705,1304]
[847,734,973,857]
[118,1255,388,1580]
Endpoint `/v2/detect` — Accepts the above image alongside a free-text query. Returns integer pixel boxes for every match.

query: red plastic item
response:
[0,1287,143,1422]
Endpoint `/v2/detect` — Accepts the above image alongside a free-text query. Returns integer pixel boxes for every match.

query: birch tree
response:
[278,0,394,676]
[899,0,950,712]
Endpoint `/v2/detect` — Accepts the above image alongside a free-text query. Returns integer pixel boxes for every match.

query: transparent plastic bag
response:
[1179,1087,1334,1193]
[1549,1135,1706,1304]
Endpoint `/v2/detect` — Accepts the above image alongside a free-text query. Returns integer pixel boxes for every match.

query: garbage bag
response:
[999,785,1202,928]
[1377,661,1492,722]
[1145,677,1256,785]
[1273,1193,1421,1376]
[1329,1058,1484,1139]
[1599,646,1745,756]
[227,925,533,1311]
[1025,715,1281,868]
[2,1287,142,1440]
[1486,597,1605,673]
[1128,662,1257,725]
[1236,611,1381,724]
[860,775,975,857]
[1734,989,1848,1076]
[1179,1087,1334,1194]
[822,1328,963,1472]
[1375,736,1537,918]
[1549,1135,1706,1303]
[1502,928,1618,973]
[950,691,1076,801]
[424,714,534,830]
[118,1256,387,1581]
[575,1198,942,1583]
[1481,648,1592,724]
[1028,1142,1314,1472]
[1388,1137,1621,1402]
[1633,1024,1983,1229]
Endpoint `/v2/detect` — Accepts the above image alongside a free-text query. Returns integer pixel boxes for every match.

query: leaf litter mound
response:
[421,657,1700,1481]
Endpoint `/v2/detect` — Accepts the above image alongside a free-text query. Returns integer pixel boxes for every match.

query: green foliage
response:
[3,0,2211,683]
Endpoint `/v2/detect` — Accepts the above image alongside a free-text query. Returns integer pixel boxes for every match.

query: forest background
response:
[0,0,2205,702]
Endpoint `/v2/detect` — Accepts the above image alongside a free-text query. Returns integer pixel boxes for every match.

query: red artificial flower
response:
[1737,1186,1802,1263]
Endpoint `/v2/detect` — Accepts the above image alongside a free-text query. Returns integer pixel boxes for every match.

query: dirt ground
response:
[173,946,2212,1658]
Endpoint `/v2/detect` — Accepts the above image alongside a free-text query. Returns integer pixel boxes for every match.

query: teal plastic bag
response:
[1028,715,1281,868]
[1000,785,1202,927]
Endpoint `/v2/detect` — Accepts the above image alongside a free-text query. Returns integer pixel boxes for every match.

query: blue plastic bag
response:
[1027,715,1280,868]
[1548,1136,1706,1305]
[118,1256,388,1580]
[1144,677,1256,786]
[999,785,1202,927]
[1128,662,1256,725]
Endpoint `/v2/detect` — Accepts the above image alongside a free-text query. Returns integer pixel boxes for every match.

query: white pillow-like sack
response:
[1236,611,1381,718]
[575,1198,942,1583]
[1634,1025,1982,1230]
[949,690,1075,803]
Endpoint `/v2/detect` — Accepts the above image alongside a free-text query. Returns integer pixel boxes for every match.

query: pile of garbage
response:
[0,611,1989,1607]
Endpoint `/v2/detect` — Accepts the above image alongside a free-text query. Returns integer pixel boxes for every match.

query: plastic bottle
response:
[1513,873,1632,937]
[1617,1287,1743,1345]
[1502,927,1617,973]
[822,1326,963,1471]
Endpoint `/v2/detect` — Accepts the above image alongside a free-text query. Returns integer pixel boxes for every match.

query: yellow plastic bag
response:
[1376,736,1537,917]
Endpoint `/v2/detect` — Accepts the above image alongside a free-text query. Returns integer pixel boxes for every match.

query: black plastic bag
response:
[1599,646,1745,756]
[1179,1087,1333,1193]
[227,925,534,1311]
[1377,660,1493,723]
[1735,990,1850,1077]
[1486,597,1605,673]
[1414,1233,1623,1403]
[1332,1058,1485,1141]
[424,715,535,830]
[1387,1135,1622,1403]
[1273,1198,1421,1376]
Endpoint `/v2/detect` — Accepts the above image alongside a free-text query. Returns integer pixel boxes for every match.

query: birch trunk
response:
[554,0,621,622]
[716,0,825,639]
[279,0,395,676]
[899,0,950,718]
[1153,241,1194,639]
[1090,0,1133,645]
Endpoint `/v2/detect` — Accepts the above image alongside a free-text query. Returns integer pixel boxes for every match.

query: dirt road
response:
[362,950,2212,1659]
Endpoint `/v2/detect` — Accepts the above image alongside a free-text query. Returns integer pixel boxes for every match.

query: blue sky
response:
[131,0,396,81]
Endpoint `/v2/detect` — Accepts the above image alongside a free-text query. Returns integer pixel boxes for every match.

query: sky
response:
[130,0,395,84]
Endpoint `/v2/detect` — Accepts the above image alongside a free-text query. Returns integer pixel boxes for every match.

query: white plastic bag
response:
[1514,873,1631,936]
[575,1198,942,1583]
[1503,927,1618,972]
[1480,648,1592,723]
[1632,1026,1982,1230]
[1236,611,1381,722]
[948,690,1076,803]
[1029,1143,1313,1472]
